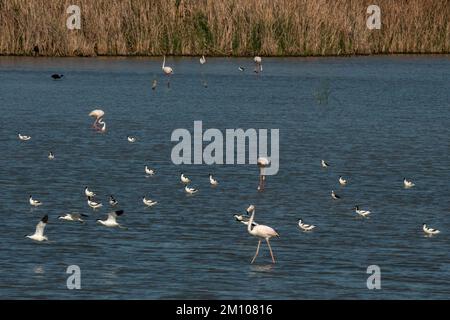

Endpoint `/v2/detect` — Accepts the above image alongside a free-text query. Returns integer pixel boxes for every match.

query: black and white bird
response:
[423,224,440,236]
[331,190,341,200]
[321,160,330,168]
[145,166,155,176]
[339,176,347,186]
[29,195,42,207]
[87,196,103,210]
[51,74,64,80]
[298,219,316,232]
[185,185,198,194]
[143,196,158,207]
[58,213,87,223]
[234,214,258,227]
[18,133,31,141]
[127,136,136,143]
[403,178,415,188]
[181,173,191,184]
[238,66,245,72]
[109,195,118,207]
[97,210,125,228]
[209,174,218,186]
[84,186,96,198]
[354,205,371,217]
[26,215,48,242]
[48,151,55,160]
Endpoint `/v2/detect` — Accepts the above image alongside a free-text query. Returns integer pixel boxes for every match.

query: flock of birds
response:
[17,54,441,265]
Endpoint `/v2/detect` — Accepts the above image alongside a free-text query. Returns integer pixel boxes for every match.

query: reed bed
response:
[0,0,448,56]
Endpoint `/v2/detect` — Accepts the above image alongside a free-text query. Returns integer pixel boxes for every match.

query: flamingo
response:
[246,205,279,264]
[254,56,263,73]
[89,109,105,130]
[257,157,270,191]
[162,56,173,87]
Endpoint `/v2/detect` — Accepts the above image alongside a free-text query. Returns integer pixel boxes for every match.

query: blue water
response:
[0,56,449,299]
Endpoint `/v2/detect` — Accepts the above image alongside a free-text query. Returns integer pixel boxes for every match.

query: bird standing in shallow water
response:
[246,205,279,264]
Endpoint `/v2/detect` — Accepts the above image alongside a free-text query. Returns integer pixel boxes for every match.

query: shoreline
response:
[1,53,449,59]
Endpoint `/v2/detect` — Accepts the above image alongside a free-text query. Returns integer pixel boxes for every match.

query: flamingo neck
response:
[162,56,166,68]
[247,210,255,232]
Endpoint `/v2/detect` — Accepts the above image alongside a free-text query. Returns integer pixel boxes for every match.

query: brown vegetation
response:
[0,0,448,56]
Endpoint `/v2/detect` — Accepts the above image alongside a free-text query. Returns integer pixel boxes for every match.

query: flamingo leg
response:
[251,239,261,264]
[266,238,276,263]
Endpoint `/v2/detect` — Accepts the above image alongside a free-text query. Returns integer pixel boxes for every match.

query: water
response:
[0,56,449,299]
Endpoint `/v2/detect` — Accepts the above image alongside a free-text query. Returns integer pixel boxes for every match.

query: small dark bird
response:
[152,79,157,90]
[51,74,64,80]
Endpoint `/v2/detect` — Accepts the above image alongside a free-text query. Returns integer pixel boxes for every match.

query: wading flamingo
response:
[257,157,270,191]
[254,56,263,73]
[162,56,173,87]
[246,205,279,264]
[89,109,105,131]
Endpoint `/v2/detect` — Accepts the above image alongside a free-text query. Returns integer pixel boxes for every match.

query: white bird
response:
[87,196,103,210]
[234,214,258,227]
[209,174,218,186]
[18,133,31,141]
[89,109,105,130]
[238,66,245,72]
[143,196,158,207]
[298,219,316,232]
[246,205,279,264]
[199,55,206,65]
[97,210,125,228]
[145,166,155,176]
[185,185,198,194]
[29,195,42,207]
[257,157,270,191]
[321,160,330,168]
[331,190,341,200]
[354,205,371,217]
[162,55,173,87]
[26,215,48,242]
[423,224,440,236]
[254,56,263,73]
[339,176,347,186]
[84,186,96,197]
[127,136,136,143]
[180,173,191,184]
[58,213,87,223]
[48,151,55,160]
[109,195,118,207]
[403,178,415,188]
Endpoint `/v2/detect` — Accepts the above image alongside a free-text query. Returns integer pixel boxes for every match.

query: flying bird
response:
[97,210,125,228]
[26,215,48,242]
[58,213,88,223]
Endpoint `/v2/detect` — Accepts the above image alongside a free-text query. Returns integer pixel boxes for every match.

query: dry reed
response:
[0,0,448,56]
